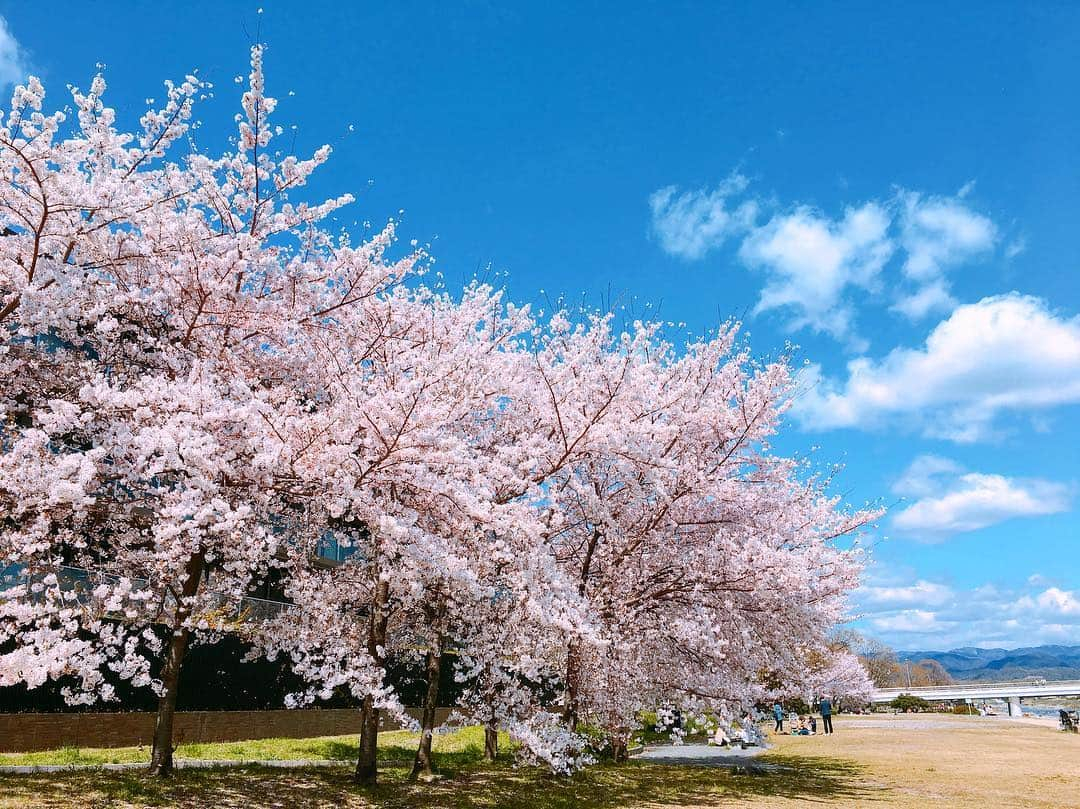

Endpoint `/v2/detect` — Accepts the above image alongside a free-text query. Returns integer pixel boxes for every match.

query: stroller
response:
[1059,710,1079,733]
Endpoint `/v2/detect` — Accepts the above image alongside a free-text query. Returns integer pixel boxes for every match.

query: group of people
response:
[772,697,834,736]
[703,698,837,749]
[710,711,767,748]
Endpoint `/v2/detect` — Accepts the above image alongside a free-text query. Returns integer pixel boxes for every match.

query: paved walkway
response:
[634,743,777,769]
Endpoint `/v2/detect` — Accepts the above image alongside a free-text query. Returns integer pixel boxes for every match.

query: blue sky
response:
[3,1,1078,651]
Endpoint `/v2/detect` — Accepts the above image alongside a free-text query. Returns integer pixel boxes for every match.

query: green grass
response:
[0,755,873,809]
[0,725,511,768]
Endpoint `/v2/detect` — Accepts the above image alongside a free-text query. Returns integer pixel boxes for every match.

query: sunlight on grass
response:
[0,725,510,768]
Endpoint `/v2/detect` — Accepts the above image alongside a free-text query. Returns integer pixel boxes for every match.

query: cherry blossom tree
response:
[0,46,416,776]
[245,280,595,783]
[499,314,879,756]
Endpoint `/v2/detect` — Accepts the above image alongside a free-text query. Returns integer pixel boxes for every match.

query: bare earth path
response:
[0,714,1077,808]
[758,714,1080,808]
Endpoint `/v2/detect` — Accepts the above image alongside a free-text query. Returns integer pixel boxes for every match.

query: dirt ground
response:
[761,713,1080,808]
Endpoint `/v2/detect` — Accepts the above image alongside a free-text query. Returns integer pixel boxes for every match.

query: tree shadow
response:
[446,755,886,809]
[0,752,890,808]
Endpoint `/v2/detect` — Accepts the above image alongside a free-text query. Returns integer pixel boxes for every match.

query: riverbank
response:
[0,714,1076,808]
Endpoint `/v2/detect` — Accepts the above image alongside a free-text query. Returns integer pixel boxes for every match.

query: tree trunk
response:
[563,527,599,732]
[355,695,380,785]
[563,639,580,731]
[354,578,389,785]
[484,721,498,762]
[409,636,443,781]
[610,735,628,763]
[149,551,205,777]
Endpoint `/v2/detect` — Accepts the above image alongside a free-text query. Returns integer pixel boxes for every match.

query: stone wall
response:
[0,707,452,753]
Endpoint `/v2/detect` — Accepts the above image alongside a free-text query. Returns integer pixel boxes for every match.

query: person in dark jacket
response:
[819,696,834,735]
[773,702,784,732]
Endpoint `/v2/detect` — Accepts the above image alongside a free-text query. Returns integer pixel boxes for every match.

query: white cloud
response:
[871,609,940,633]
[891,279,956,320]
[853,576,1080,649]
[891,454,963,498]
[794,293,1080,440]
[0,16,26,88]
[648,174,758,260]
[738,202,893,345]
[892,191,996,321]
[898,191,997,282]
[1005,236,1027,260]
[861,579,954,607]
[649,174,1004,342]
[1016,587,1080,617]
[892,464,1072,541]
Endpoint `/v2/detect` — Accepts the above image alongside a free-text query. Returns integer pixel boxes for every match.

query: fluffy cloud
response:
[1016,587,1080,618]
[648,174,758,260]
[649,175,1001,345]
[794,294,1080,441]
[739,202,893,346]
[898,191,997,282]
[854,576,1080,648]
[0,16,26,88]
[891,457,1072,541]
[892,191,996,320]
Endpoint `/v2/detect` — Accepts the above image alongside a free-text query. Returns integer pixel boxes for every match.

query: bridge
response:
[871,679,1080,717]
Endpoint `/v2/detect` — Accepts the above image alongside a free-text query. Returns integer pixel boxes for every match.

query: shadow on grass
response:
[0,751,890,808]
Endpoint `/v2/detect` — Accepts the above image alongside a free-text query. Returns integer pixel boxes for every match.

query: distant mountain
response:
[897,645,1080,681]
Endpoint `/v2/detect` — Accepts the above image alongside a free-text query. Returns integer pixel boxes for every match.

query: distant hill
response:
[897,645,1080,682]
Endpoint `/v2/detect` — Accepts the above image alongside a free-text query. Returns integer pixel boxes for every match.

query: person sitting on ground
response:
[711,724,731,747]
[808,715,818,734]
[741,712,763,747]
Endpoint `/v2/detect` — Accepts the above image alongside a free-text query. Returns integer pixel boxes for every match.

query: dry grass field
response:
[0,714,1076,808]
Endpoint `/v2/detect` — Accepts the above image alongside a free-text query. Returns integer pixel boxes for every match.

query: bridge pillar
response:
[1007,696,1023,717]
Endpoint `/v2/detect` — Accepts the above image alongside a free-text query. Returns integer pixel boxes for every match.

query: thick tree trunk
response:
[409,636,443,781]
[354,578,389,785]
[149,551,205,777]
[484,722,498,762]
[355,695,380,785]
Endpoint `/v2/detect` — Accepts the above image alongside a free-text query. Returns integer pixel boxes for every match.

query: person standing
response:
[773,702,784,732]
[819,696,833,735]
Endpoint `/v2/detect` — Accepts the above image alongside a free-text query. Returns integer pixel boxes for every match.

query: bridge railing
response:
[874,680,1048,695]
